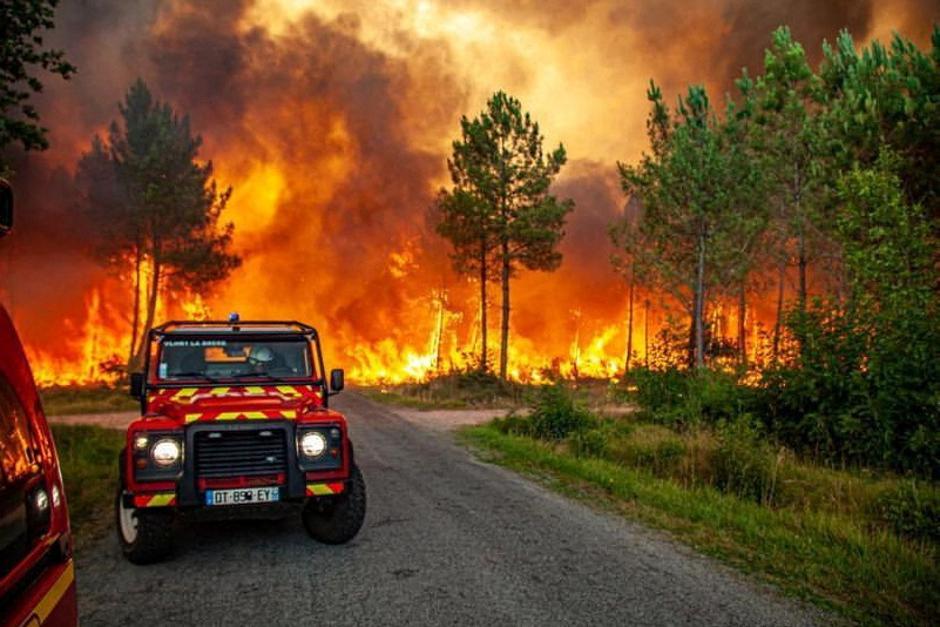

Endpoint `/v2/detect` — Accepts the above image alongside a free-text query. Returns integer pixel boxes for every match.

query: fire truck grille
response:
[194,429,288,478]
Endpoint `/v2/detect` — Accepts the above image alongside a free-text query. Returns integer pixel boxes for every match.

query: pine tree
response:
[76,80,240,366]
[618,83,757,368]
[437,92,573,379]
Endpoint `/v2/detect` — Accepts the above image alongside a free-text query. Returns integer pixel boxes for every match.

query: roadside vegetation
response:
[360,371,616,411]
[462,383,938,625]
[51,424,123,550]
[40,384,138,416]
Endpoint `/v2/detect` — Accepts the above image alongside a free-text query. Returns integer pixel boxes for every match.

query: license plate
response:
[205,487,280,506]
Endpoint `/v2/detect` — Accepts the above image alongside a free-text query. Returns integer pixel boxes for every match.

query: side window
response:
[0,377,36,489]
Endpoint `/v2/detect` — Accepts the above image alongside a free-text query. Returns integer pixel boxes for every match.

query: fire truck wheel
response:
[302,464,366,544]
[115,488,174,564]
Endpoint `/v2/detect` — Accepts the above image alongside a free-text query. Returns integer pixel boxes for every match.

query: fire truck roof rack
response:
[153,320,318,336]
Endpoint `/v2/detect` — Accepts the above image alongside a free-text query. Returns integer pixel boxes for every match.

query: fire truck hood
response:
[145,384,324,424]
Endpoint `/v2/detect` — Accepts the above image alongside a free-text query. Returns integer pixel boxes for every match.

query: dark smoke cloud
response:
[0,0,936,369]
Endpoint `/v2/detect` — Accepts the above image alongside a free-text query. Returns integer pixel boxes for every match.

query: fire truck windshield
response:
[157,338,314,381]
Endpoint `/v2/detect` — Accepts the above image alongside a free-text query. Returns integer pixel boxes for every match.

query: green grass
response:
[40,385,139,416]
[460,423,939,626]
[51,424,124,550]
[359,374,619,411]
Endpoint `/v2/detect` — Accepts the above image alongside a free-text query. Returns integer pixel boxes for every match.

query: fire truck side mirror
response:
[329,369,345,395]
[0,180,12,237]
[129,372,144,399]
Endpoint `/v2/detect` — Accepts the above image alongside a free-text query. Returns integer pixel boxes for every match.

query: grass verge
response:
[51,424,123,551]
[40,385,138,416]
[460,423,938,626]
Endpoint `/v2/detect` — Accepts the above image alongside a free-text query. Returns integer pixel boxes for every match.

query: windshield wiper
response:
[168,372,220,383]
[228,372,293,383]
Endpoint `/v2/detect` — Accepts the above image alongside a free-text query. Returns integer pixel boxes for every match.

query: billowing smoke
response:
[0,0,934,381]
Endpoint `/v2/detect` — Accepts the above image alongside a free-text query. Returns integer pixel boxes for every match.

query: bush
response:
[492,413,532,437]
[627,367,750,428]
[628,367,687,418]
[528,383,595,441]
[607,424,687,478]
[876,480,940,544]
[714,416,780,505]
[570,427,609,458]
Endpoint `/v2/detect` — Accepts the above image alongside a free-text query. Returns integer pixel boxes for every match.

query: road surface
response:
[74,393,825,626]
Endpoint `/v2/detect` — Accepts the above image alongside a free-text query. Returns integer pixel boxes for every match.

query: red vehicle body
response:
[116,319,366,563]
[0,180,78,627]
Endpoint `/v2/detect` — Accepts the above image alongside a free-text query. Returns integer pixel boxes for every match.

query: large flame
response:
[2,0,932,387]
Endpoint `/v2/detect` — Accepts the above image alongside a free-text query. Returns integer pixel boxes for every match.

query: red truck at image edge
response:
[0,180,78,627]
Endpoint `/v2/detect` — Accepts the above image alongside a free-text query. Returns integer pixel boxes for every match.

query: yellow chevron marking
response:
[307,483,335,496]
[216,412,241,421]
[173,387,199,401]
[243,411,267,419]
[32,562,74,622]
[277,385,301,397]
[185,413,203,423]
[148,493,175,507]
[280,410,297,419]
[209,387,231,396]
[245,386,265,395]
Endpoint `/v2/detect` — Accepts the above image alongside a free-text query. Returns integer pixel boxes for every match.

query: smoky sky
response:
[0,0,936,368]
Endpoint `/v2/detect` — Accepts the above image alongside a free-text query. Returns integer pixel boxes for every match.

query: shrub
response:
[607,424,687,478]
[528,383,595,441]
[876,480,940,544]
[628,367,687,419]
[714,415,780,505]
[492,413,532,437]
[627,367,750,428]
[570,427,609,458]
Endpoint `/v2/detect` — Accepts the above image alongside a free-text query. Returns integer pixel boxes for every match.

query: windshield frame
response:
[146,331,326,388]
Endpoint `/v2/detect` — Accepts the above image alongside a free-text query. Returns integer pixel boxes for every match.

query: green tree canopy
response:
[437,91,573,378]
[617,83,761,368]
[0,0,75,167]
[77,80,240,365]
[820,26,940,250]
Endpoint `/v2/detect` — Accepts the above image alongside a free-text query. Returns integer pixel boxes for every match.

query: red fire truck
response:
[0,180,78,626]
[117,317,366,563]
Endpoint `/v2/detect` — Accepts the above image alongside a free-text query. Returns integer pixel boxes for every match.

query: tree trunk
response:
[128,244,142,368]
[693,229,707,369]
[772,260,786,362]
[499,240,510,380]
[624,265,635,375]
[434,289,445,373]
[738,282,747,366]
[135,255,161,367]
[479,241,488,373]
[644,299,650,368]
[797,232,807,315]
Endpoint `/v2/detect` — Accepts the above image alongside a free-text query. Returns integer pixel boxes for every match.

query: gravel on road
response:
[74,392,826,626]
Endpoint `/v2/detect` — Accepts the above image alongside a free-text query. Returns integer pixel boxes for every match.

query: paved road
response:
[75,393,824,626]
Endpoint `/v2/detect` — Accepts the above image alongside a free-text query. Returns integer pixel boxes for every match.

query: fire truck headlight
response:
[152,439,181,467]
[34,488,49,511]
[300,431,327,458]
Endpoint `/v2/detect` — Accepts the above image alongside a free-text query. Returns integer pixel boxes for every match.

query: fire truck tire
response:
[302,464,366,544]
[115,487,174,564]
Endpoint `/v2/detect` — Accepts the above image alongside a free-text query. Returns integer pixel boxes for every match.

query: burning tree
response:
[436,91,573,379]
[76,79,240,367]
